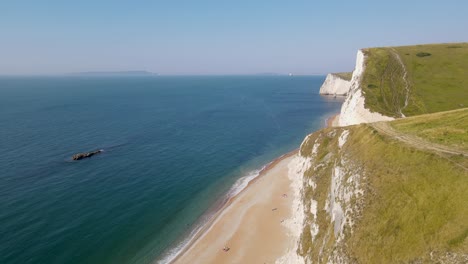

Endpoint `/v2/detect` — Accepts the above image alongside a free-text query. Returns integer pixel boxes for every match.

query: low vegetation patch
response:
[416,52,432,57]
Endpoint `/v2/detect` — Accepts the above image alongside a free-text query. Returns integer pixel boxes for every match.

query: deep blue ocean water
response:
[0,76,342,264]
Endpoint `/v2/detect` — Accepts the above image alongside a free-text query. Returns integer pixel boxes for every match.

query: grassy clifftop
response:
[298,42,467,263]
[332,72,353,81]
[298,109,468,263]
[391,108,468,152]
[360,43,468,117]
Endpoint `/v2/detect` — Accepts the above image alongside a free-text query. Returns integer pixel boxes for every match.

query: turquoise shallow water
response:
[0,76,342,264]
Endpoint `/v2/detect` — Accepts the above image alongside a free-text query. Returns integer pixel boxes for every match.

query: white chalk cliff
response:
[286,46,468,263]
[283,49,400,264]
[338,50,394,126]
[319,74,351,95]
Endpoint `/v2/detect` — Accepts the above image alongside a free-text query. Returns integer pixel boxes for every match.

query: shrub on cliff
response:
[416,52,432,57]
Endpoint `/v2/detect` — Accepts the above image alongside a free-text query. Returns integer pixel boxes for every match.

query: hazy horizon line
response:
[0,72,329,77]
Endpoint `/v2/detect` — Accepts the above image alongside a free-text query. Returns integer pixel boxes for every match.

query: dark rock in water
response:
[72,150,103,160]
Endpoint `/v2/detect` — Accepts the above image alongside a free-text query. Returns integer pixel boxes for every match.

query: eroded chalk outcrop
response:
[319,73,352,96]
[294,128,366,263]
[338,50,394,126]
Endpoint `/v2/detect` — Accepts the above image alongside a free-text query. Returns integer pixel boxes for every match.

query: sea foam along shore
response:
[168,112,340,264]
[156,166,265,263]
[164,66,373,263]
[169,49,399,263]
[164,110,344,264]
[170,151,298,264]
[161,149,298,264]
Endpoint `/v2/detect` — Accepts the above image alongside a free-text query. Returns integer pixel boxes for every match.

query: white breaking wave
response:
[227,168,264,197]
[156,165,268,264]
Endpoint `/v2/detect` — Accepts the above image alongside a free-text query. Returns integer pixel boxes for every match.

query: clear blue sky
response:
[1,0,467,75]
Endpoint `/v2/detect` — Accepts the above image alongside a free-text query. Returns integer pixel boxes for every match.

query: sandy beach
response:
[172,153,297,264]
[327,113,341,127]
[171,114,338,264]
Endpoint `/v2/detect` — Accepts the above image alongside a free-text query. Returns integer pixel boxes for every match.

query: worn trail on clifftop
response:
[390,48,410,117]
[370,122,467,170]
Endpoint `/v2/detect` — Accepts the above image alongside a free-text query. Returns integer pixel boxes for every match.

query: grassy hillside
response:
[333,72,352,81]
[360,43,468,117]
[298,111,468,263]
[391,108,468,152]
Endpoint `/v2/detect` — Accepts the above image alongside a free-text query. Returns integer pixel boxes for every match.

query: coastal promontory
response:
[286,42,468,263]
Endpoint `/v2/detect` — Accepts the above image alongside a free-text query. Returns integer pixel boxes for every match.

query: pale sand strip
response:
[326,113,341,127]
[173,155,296,264]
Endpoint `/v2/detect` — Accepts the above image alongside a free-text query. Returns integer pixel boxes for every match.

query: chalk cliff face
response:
[291,118,467,263]
[290,52,396,261]
[281,51,396,263]
[284,45,468,263]
[296,128,365,263]
[337,50,394,126]
[318,74,351,96]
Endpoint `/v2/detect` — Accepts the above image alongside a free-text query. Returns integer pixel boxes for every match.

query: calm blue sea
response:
[0,76,342,264]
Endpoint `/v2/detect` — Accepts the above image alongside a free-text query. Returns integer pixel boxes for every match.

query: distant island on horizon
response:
[71,70,158,76]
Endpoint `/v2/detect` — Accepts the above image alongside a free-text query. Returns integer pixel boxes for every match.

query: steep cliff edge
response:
[294,109,467,263]
[284,43,468,263]
[338,50,395,126]
[319,73,352,96]
[338,43,468,126]
[331,43,468,126]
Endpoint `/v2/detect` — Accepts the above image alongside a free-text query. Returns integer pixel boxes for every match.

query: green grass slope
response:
[391,108,468,152]
[299,111,468,263]
[333,72,353,81]
[361,43,468,117]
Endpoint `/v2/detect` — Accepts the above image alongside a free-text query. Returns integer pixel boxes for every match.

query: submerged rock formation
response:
[72,150,102,160]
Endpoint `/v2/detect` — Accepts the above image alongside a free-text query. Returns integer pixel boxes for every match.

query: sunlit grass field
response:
[360,43,468,117]
[391,108,468,151]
